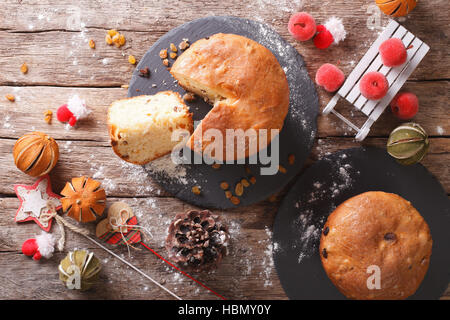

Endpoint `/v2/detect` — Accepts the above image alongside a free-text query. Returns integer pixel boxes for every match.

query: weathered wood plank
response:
[0,0,448,87]
[0,82,448,143]
[0,196,286,300]
[0,137,448,198]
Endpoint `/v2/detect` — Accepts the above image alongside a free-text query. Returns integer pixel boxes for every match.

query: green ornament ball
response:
[387,123,429,165]
[58,250,102,291]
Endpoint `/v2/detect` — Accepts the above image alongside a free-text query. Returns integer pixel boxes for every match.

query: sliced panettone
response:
[108,91,193,165]
[170,33,290,161]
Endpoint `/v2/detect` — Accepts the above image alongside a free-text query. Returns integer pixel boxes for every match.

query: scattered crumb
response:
[179,39,190,50]
[436,126,445,135]
[183,92,196,102]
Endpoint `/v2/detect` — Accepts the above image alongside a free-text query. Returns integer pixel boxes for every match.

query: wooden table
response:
[0,0,448,300]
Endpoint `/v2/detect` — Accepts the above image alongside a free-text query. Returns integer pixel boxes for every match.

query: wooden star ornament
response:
[14,175,61,232]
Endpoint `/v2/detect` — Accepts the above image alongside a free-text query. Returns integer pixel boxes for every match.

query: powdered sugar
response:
[144,154,188,185]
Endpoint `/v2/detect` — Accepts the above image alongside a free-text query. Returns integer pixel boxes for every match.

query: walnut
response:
[165,210,230,272]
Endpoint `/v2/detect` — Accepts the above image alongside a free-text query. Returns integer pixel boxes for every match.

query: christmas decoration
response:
[322,20,429,141]
[359,71,389,100]
[288,12,317,41]
[56,95,90,127]
[315,63,345,92]
[60,176,106,222]
[387,123,429,165]
[314,17,346,50]
[376,0,417,17]
[379,38,407,67]
[14,175,61,232]
[58,250,102,291]
[13,132,59,177]
[96,201,142,246]
[22,232,56,260]
[390,92,419,120]
[165,210,230,272]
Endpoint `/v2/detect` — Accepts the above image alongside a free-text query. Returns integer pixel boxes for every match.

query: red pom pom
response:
[33,251,42,261]
[22,238,38,257]
[288,12,317,41]
[313,25,334,49]
[360,72,389,100]
[379,38,407,67]
[315,63,345,92]
[68,116,77,127]
[56,104,73,122]
[390,92,419,120]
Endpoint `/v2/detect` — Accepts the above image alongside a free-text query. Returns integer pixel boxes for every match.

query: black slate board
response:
[273,147,450,300]
[128,16,318,209]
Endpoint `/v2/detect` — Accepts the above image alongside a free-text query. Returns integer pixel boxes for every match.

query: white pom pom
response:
[67,95,90,120]
[325,17,346,44]
[35,232,56,259]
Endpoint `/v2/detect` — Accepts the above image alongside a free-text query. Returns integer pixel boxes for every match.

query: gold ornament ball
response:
[375,0,417,17]
[387,123,429,165]
[58,250,102,291]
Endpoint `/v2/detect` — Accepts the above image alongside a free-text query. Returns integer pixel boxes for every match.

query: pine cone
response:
[165,210,229,272]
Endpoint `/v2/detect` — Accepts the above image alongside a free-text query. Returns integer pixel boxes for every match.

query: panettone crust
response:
[320,191,432,300]
[170,33,290,161]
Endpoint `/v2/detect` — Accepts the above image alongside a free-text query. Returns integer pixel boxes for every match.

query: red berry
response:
[315,63,345,92]
[56,104,72,122]
[288,12,317,41]
[379,38,407,67]
[313,25,334,49]
[390,92,419,120]
[359,72,389,100]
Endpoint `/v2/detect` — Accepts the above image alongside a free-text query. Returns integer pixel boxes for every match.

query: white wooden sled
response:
[323,20,430,141]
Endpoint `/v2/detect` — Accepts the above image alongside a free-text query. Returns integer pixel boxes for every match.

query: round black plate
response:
[128,16,318,209]
[273,147,450,300]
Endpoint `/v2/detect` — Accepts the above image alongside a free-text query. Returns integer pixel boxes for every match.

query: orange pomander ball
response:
[60,176,106,223]
[376,0,417,17]
[13,132,59,177]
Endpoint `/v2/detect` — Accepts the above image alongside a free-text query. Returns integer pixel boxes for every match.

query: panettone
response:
[320,191,432,300]
[108,91,193,165]
[170,33,290,161]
